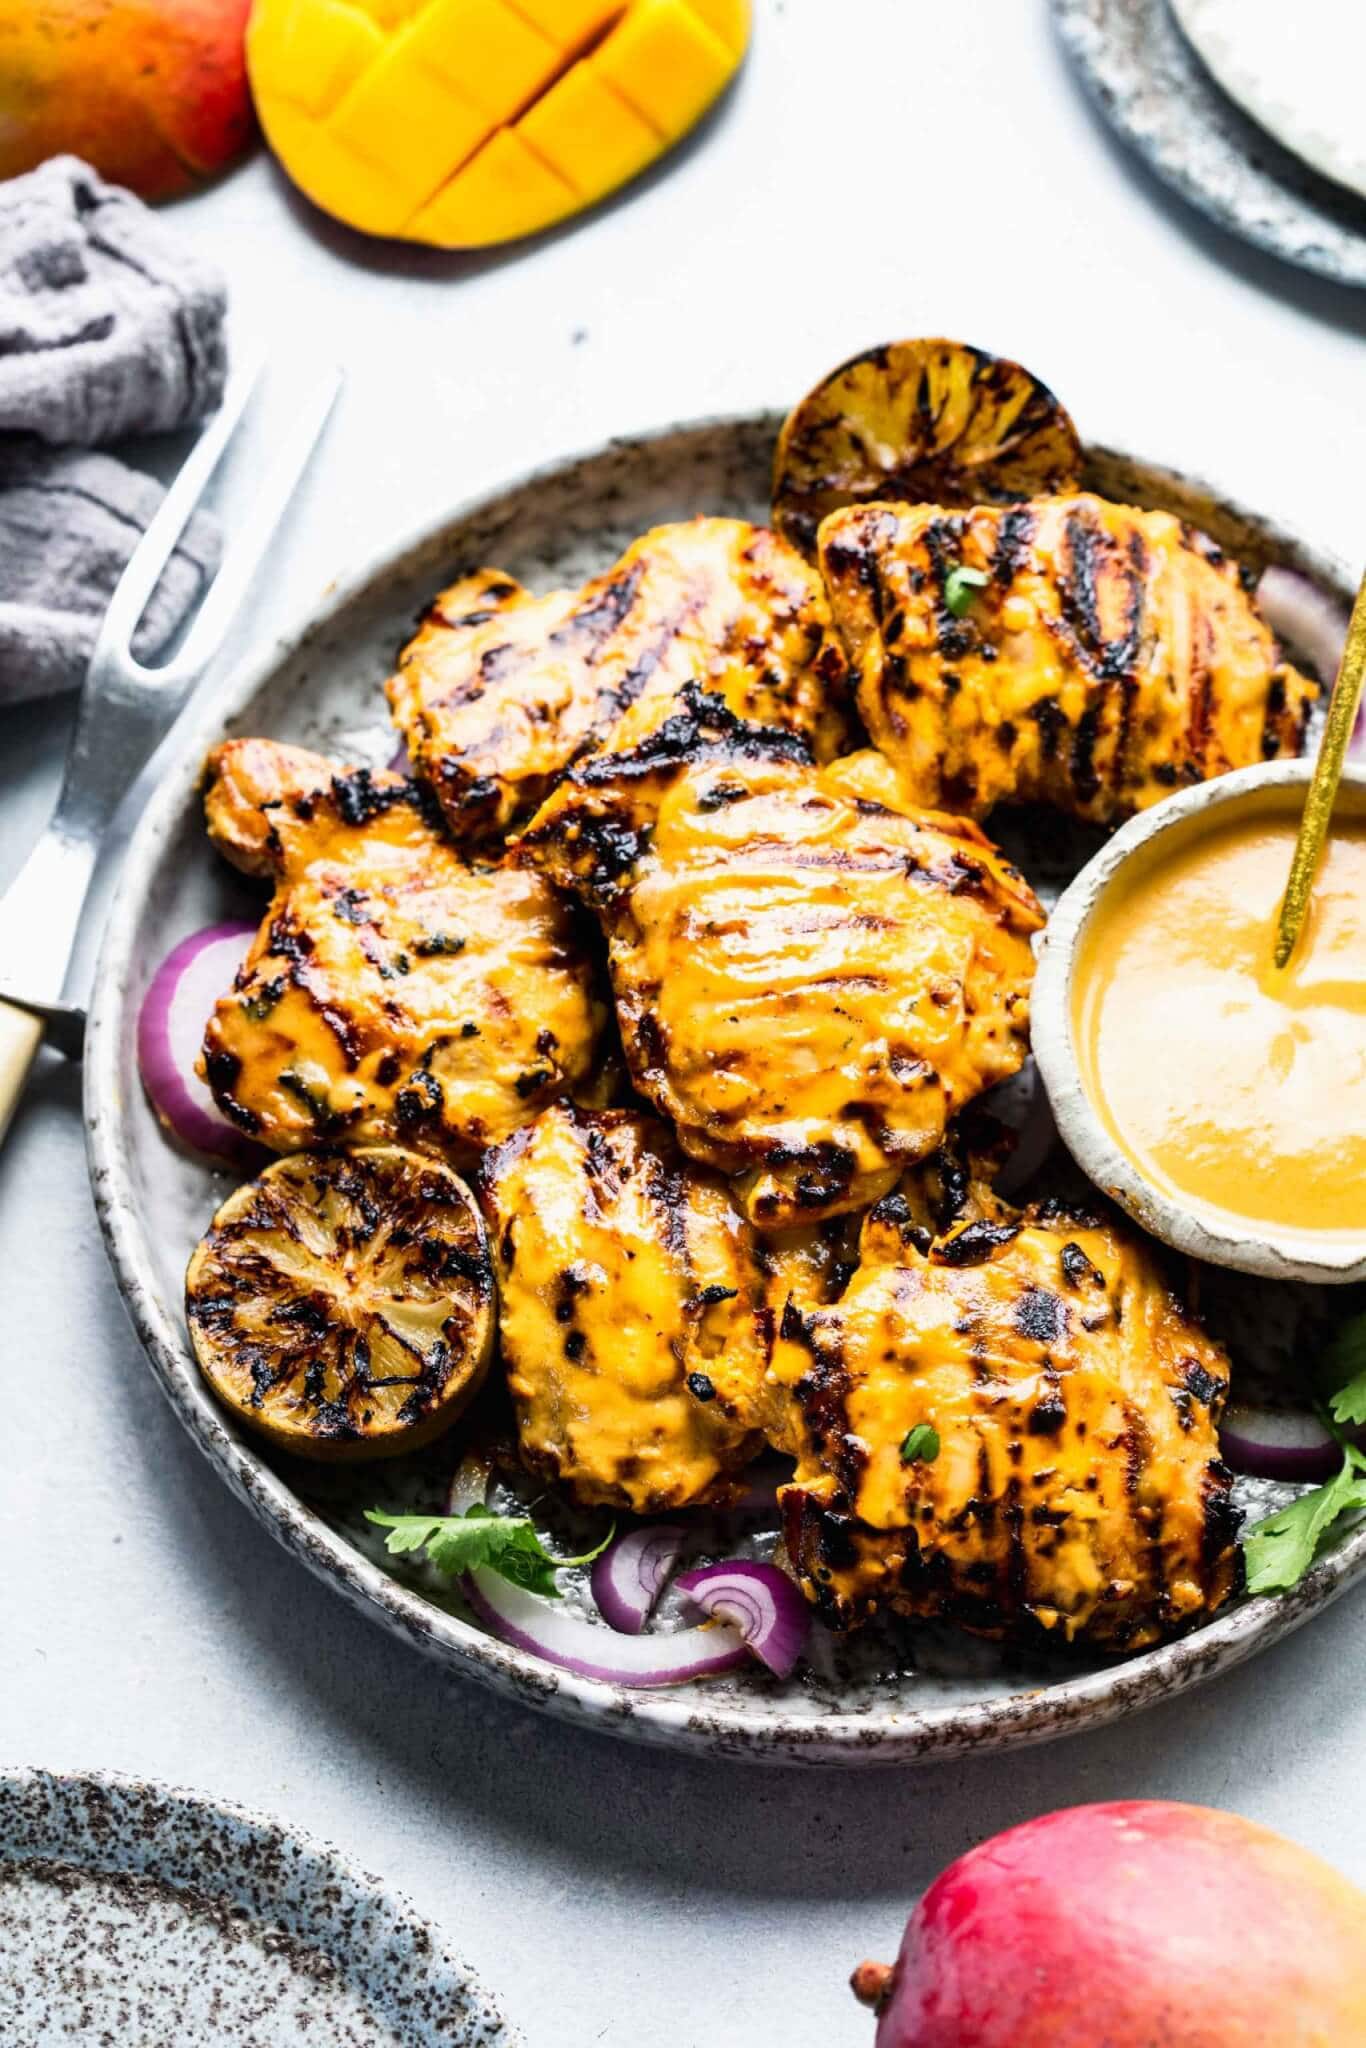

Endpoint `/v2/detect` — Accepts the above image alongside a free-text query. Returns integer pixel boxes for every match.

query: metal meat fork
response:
[0,355,342,1145]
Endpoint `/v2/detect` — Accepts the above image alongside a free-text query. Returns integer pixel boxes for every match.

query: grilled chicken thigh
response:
[855,1114,1015,1262]
[820,495,1315,823]
[519,697,1043,1226]
[386,517,851,844]
[479,1104,771,1513]
[757,1212,863,1324]
[773,1202,1241,1649]
[199,739,604,1161]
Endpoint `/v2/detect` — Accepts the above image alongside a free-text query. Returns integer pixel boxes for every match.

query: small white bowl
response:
[1032,759,1366,1285]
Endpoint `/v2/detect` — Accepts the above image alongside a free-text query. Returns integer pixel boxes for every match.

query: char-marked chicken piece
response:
[820,494,1316,823]
[479,1104,773,1514]
[854,1110,1017,1263]
[773,1201,1242,1650]
[199,738,605,1162]
[756,1211,864,1326]
[386,517,851,844]
[518,696,1043,1227]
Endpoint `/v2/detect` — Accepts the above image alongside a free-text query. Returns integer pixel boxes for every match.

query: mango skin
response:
[247,0,750,247]
[0,0,256,199]
[872,1802,1366,2048]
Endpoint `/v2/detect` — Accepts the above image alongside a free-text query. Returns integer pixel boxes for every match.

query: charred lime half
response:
[772,337,1083,558]
[186,1145,494,1461]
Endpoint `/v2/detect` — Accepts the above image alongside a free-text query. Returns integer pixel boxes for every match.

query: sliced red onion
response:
[675,1560,810,1679]
[137,921,257,1162]
[1256,566,1349,690]
[446,1461,748,1687]
[1219,1403,1340,1484]
[463,1571,749,1686]
[389,738,411,774]
[591,1524,686,1634]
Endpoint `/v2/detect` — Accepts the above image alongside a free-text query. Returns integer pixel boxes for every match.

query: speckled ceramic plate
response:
[86,412,1366,1766]
[1052,0,1366,287]
[0,1768,516,2046]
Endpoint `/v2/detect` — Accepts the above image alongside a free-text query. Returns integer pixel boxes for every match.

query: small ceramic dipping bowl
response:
[1032,759,1366,1286]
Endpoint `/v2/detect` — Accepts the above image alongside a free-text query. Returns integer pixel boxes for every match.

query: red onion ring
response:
[462,1571,749,1686]
[389,739,411,774]
[1219,1403,1341,1484]
[136,921,258,1162]
[591,1524,686,1634]
[446,1462,748,1687]
[675,1561,810,1679]
[1256,566,1350,696]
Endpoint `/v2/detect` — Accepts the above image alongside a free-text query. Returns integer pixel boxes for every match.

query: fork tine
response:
[151,365,343,691]
[0,352,339,1147]
[88,347,267,685]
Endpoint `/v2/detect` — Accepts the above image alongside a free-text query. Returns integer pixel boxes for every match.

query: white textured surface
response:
[5,4,1366,2042]
[1171,0,1366,203]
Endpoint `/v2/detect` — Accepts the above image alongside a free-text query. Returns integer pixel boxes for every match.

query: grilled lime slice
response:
[772,338,1083,558]
[186,1145,494,1461]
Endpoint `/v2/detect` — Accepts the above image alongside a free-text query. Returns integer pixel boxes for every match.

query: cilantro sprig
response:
[1243,1446,1366,1594]
[366,1505,611,1599]
[1242,1311,1366,1594]
[944,564,989,618]
[1324,1313,1366,1428]
[900,1423,941,1465]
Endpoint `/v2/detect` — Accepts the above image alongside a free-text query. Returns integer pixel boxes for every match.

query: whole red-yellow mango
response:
[0,0,255,200]
[855,1801,1366,2046]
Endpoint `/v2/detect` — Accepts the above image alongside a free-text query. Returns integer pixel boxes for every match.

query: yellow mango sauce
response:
[1074,803,1366,1242]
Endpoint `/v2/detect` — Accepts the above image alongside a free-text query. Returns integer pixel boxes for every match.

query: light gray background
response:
[5,4,1366,2042]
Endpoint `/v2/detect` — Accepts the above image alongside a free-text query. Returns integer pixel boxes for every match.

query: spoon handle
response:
[1274,566,1366,969]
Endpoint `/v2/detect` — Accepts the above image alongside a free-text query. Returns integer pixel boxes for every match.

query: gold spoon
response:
[1274,564,1366,969]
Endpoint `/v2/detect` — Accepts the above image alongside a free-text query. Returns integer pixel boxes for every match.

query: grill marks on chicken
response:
[386,518,851,844]
[820,494,1316,823]
[200,739,605,1162]
[187,468,1272,1658]
[519,701,1043,1226]
[479,1105,771,1513]
[773,1205,1242,1649]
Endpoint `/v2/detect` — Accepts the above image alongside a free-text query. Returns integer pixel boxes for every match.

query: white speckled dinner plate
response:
[0,1768,517,2046]
[1053,0,1366,288]
[85,412,1366,1766]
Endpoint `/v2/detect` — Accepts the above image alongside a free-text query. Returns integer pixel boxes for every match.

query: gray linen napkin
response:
[0,156,228,705]
[0,446,221,704]
[0,155,227,446]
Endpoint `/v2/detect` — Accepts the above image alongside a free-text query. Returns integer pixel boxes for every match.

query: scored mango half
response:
[247,0,751,245]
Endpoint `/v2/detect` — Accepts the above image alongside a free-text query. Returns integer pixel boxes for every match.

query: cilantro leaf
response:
[1331,1375,1366,1429]
[944,565,989,618]
[1324,1311,1366,1426]
[900,1423,941,1465]
[365,1506,611,1600]
[1242,1454,1366,1594]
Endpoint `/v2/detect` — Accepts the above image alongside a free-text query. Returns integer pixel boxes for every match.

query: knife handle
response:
[0,999,43,1148]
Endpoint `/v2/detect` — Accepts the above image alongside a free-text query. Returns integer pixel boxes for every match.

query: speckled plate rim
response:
[0,1765,519,2044]
[1051,0,1366,289]
[85,411,1366,1768]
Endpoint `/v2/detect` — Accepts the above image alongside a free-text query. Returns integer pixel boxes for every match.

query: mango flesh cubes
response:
[247,0,750,245]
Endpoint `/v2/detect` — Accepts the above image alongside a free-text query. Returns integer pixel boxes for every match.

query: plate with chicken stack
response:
[87,339,1366,1764]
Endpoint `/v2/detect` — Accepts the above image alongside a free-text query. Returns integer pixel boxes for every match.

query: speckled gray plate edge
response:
[0,1766,518,2044]
[84,410,1366,1768]
[1052,0,1366,289]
